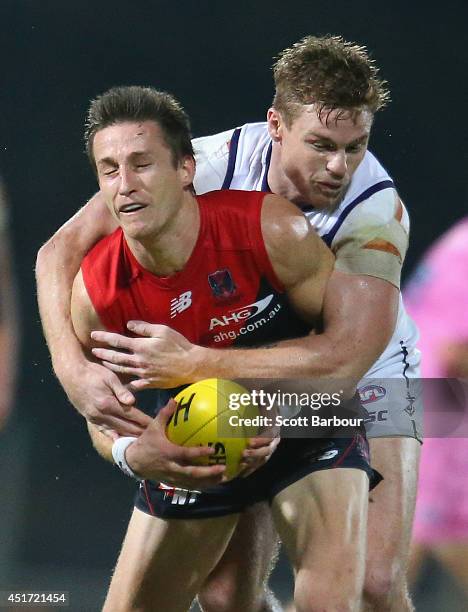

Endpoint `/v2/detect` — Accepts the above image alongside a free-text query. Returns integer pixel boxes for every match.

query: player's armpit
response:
[71,269,106,348]
[261,194,335,323]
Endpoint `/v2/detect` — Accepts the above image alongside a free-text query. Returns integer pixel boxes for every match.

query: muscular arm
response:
[35,194,149,432]
[37,192,115,375]
[188,194,398,384]
[91,193,398,391]
[71,270,227,487]
[191,272,397,384]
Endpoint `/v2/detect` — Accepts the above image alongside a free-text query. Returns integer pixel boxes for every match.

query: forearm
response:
[36,235,88,377]
[192,274,396,387]
[87,421,114,462]
[193,334,361,394]
[36,193,117,377]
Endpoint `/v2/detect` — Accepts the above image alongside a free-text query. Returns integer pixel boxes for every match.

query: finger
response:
[247,435,280,449]
[180,464,226,488]
[179,463,226,478]
[120,406,152,427]
[90,415,147,436]
[127,320,164,337]
[155,399,179,429]
[106,377,136,407]
[91,330,136,350]
[129,379,152,391]
[163,461,226,489]
[178,444,217,461]
[100,360,144,376]
[242,445,273,460]
[92,347,141,367]
[246,437,274,450]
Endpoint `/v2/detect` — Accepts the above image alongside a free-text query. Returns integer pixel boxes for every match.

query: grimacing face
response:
[93,120,194,242]
[268,105,373,208]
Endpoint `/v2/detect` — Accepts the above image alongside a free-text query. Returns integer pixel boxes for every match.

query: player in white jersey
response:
[194,121,421,437]
[36,36,420,611]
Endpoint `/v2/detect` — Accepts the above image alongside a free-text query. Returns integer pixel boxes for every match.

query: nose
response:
[118,165,138,197]
[326,150,347,178]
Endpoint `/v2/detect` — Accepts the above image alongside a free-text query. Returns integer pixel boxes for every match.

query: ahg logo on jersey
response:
[170,291,192,318]
[211,296,282,343]
[209,294,274,330]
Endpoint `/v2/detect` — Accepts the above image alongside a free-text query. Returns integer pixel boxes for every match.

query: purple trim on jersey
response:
[221,128,242,190]
[260,141,312,211]
[322,180,394,246]
[261,141,273,192]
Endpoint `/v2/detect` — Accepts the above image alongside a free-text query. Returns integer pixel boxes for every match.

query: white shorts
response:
[359,341,422,441]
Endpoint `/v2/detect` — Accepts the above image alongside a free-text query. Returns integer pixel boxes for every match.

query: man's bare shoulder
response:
[261,194,333,289]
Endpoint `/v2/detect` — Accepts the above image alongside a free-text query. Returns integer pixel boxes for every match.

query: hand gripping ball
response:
[167,379,259,480]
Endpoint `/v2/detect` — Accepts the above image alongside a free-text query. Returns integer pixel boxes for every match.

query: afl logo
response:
[359,384,386,404]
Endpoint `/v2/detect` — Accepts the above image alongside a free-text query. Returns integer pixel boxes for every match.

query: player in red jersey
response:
[68,85,377,611]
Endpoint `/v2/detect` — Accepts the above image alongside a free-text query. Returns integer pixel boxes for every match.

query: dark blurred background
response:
[1,1,467,610]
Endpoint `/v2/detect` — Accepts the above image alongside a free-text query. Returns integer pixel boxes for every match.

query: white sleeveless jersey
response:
[193,122,420,380]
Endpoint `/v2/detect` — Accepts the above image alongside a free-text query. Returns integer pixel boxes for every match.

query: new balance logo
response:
[317,449,339,461]
[170,291,192,318]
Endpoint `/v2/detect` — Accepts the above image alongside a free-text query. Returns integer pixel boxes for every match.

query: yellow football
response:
[167,379,259,480]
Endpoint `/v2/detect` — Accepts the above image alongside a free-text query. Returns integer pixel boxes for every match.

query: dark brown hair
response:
[85,86,193,167]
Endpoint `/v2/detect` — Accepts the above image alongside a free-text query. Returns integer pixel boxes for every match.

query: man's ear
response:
[267,108,284,142]
[179,155,196,187]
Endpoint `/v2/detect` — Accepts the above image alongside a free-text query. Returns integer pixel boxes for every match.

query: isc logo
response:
[364,410,389,423]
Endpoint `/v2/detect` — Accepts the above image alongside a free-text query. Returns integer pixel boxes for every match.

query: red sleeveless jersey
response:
[81,190,309,348]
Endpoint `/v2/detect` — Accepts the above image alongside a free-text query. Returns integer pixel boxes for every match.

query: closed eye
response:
[310,142,335,151]
[346,144,365,154]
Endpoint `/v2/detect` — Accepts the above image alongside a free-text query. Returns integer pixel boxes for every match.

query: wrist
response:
[191,345,222,379]
[124,438,145,479]
[112,437,143,480]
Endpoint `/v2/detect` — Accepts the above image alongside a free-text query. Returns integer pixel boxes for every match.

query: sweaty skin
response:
[36,103,409,612]
[70,120,334,489]
[37,107,399,429]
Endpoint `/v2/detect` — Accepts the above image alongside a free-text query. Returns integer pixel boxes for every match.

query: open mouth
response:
[119,203,147,214]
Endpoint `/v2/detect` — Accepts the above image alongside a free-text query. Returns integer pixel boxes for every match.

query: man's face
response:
[93,120,193,241]
[268,105,373,208]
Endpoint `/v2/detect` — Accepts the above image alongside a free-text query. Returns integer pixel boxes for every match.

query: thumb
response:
[127,320,159,337]
[107,376,136,406]
[156,398,178,430]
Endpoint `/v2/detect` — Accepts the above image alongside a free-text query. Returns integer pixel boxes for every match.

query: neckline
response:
[122,196,205,289]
